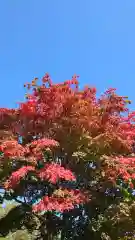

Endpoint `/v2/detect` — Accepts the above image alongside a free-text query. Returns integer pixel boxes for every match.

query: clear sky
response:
[0,1,135,109]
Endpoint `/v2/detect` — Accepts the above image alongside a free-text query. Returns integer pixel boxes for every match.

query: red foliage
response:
[33,188,88,212]
[0,140,26,158]
[0,138,59,162]
[4,166,35,189]
[103,156,135,187]
[29,138,59,148]
[25,138,59,162]
[1,73,135,213]
[38,163,76,183]
[116,157,135,182]
[0,74,135,153]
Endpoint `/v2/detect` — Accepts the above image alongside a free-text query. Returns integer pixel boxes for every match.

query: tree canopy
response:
[0,74,135,239]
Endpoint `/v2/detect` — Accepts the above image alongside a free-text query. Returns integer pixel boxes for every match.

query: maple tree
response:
[0,74,135,239]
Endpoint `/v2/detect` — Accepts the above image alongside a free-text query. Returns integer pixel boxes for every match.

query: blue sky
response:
[0,1,135,109]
